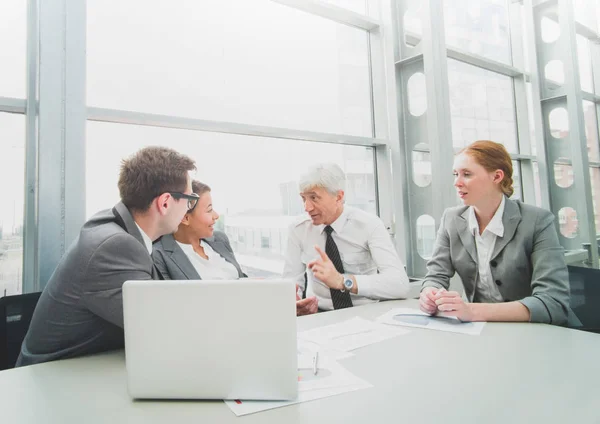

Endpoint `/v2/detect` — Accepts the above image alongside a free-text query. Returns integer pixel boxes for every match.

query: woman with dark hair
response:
[419,140,575,325]
[153,180,246,281]
[153,180,319,315]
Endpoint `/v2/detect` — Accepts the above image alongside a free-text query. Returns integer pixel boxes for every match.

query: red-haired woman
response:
[419,140,575,325]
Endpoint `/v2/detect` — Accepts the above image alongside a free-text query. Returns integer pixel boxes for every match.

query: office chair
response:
[0,292,42,370]
[568,265,600,334]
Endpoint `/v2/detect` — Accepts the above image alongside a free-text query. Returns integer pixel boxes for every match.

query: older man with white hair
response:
[284,163,410,313]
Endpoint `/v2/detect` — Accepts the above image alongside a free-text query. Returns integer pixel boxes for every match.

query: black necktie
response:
[324,225,353,309]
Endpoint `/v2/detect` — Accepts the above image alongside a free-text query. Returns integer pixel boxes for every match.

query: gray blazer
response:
[422,197,574,326]
[152,231,246,280]
[17,202,159,367]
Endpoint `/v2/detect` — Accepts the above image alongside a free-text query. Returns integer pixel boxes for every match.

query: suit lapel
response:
[161,234,201,279]
[491,198,521,260]
[455,209,478,264]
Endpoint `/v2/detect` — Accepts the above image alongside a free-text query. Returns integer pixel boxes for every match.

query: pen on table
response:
[312,352,319,376]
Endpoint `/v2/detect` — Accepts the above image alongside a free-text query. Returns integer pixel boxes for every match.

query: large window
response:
[87,0,372,137]
[0,113,25,296]
[86,121,377,277]
[0,1,26,98]
[443,0,512,64]
[448,59,518,153]
[0,0,27,297]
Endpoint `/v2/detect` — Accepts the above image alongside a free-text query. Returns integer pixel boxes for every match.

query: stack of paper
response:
[224,316,411,416]
[224,353,372,416]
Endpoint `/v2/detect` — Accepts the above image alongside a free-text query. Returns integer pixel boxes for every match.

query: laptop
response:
[122,279,298,400]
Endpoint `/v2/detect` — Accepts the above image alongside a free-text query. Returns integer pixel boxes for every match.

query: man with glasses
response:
[17,147,197,366]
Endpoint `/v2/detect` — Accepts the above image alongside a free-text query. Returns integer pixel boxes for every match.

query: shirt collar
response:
[134,223,153,255]
[319,206,349,235]
[467,196,505,237]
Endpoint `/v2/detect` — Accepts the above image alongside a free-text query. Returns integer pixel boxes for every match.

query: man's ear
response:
[336,190,345,203]
[155,193,172,216]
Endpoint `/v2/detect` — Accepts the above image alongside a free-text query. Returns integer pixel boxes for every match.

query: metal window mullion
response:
[87,107,388,147]
[557,0,598,266]
[524,0,551,209]
[367,0,408,261]
[22,0,39,293]
[0,97,26,113]
[509,1,536,203]
[37,0,87,288]
[422,0,454,221]
[445,47,523,77]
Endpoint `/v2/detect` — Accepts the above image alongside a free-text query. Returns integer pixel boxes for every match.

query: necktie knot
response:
[324,225,334,235]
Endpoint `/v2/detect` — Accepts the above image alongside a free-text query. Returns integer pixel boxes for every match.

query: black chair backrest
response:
[568,265,600,333]
[0,292,42,370]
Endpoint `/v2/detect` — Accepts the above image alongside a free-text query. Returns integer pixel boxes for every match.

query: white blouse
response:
[176,240,239,280]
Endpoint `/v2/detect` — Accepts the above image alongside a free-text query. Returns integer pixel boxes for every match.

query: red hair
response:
[459,140,514,197]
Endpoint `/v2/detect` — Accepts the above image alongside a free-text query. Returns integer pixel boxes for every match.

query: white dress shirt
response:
[468,195,505,303]
[176,240,239,280]
[135,223,153,255]
[283,206,410,310]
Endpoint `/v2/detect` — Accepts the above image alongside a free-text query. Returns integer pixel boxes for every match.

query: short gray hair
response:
[298,163,346,195]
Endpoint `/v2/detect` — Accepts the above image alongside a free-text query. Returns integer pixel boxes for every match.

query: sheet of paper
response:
[377,307,486,336]
[296,357,362,392]
[224,361,372,416]
[298,316,410,352]
[297,338,354,361]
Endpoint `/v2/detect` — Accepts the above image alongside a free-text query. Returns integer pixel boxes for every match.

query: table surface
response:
[1,299,600,424]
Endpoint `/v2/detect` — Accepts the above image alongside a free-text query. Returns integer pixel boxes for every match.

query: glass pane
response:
[87,0,372,137]
[576,35,593,94]
[511,160,522,200]
[403,4,423,47]
[448,59,518,153]
[416,215,435,260]
[558,207,579,239]
[86,121,377,277]
[573,0,599,32]
[519,5,531,73]
[0,0,26,98]
[444,0,511,64]
[526,83,537,155]
[584,101,600,162]
[590,167,600,232]
[0,113,25,297]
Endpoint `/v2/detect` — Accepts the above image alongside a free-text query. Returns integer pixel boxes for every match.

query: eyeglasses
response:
[169,192,200,212]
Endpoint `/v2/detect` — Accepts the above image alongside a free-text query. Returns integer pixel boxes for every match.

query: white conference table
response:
[1,299,600,424]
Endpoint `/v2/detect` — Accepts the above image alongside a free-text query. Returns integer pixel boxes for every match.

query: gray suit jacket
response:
[422,197,574,326]
[17,202,159,367]
[152,232,246,280]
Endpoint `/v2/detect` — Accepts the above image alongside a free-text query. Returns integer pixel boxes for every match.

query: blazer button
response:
[495,279,502,286]
[490,260,497,267]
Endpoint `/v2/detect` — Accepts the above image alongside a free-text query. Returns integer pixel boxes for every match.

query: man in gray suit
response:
[17,147,197,366]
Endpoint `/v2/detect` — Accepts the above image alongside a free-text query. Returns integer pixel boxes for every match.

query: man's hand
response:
[307,245,343,289]
[296,297,318,316]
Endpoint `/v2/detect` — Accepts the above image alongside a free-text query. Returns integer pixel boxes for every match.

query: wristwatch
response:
[341,274,353,292]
